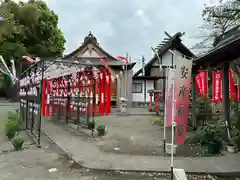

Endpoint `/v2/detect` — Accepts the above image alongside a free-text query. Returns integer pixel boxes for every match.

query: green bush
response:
[152,118,164,126]
[228,109,240,150]
[5,111,22,140]
[87,121,95,130]
[195,98,214,124]
[12,137,24,150]
[97,125,106,136]
[188,121,225,146]
[7,111,19,121]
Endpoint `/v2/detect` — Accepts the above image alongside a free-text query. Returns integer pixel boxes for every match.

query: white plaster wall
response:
[161,51,173,66]
[146,80,154,102]
[162,50,182,77]
[132,80,154,102]
[132,80,144,102]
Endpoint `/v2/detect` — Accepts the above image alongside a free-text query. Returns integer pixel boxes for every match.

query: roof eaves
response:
[134,32,195,76]
[134,41,173,76]
[63,39,89,59]
[194,35,240,65]
[94,43,119,61]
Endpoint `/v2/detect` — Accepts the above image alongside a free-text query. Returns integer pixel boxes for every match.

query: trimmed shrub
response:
[12,137,24,150]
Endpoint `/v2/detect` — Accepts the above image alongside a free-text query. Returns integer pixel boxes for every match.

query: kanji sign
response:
[179,85,187,98]
[174,58,192,145]
[180,66,189,79]
[176,124,184,136]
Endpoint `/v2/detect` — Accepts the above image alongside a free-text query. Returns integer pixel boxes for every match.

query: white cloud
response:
[136,9,144,17]
[40,0,207,68]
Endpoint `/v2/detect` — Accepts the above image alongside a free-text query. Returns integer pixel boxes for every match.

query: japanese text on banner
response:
[212,72,222,102]
[174,58,192,145]
[196,70,208,97]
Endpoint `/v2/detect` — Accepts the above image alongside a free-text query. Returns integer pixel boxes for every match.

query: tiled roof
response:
[134,32,195,76]
[194,25,240,68]
[64,31,119,61]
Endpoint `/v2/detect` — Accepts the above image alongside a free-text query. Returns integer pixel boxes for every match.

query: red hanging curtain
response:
[212,71,222,102]
[196,70,208,97]
[229,69,237,101]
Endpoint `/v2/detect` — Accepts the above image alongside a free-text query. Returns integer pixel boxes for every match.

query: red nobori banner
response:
[196,70,208,97]
[212,71,222,102]
[238,80,240,101]
[165,69,175,127]
[174,58,192,145]
[212,69,237,102]
[229,69,237,101]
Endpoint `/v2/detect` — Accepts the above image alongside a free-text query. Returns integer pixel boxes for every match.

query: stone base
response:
[67,123,97,137]
[165,143,177,155]
[173,168,188,180]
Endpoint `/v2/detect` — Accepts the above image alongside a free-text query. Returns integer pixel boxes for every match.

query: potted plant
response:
[87,121,95,130]
[97,125,106,136]
[226,139,236,153]
[200,125,221,154]
[5,115,22,140]
[12,137,24,150]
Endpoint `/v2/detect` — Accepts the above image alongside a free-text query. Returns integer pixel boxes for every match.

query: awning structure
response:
[193,29,240,70]
[133,76,164,80]
[191,26,240,131]
[19,59,97,87]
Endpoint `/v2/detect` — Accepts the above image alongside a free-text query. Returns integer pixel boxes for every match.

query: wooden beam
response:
[164,31,172,38]
[191,72,197,130]
[222,63,231,129]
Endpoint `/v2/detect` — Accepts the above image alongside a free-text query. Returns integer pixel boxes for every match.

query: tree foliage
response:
[0,0,65,98]
[0,0,65,72]
[192,0,240,54]
[203,0,240,35]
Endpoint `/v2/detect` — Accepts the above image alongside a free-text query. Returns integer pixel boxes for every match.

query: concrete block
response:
[173,168,188,180]
[165,143,177,155]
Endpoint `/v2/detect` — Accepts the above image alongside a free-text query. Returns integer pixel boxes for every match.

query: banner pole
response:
[163,74,168,154]
[170,72,175,180]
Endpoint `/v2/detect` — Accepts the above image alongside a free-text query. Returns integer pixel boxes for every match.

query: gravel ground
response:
[0,101,239,179]
[0,127,229,180]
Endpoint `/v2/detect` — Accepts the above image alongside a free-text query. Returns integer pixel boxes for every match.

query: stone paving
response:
[42,119,240,173]
[0,132,172,180]
[2,100,240,178]
[0,102,171,180]
[93,115,211,157]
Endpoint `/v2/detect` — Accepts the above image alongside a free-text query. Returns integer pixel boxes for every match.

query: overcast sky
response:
[15,0,215,69]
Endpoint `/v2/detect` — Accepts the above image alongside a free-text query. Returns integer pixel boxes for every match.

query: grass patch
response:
[93,117,107,127]
[149,116,164,126]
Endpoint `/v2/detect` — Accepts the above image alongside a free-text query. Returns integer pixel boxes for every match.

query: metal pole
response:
[163,74,168,154]
[170,75,175,180]
[125,53,128,115]
[38,59,45,147]
[222,63,230,129]
[142,56,145,76]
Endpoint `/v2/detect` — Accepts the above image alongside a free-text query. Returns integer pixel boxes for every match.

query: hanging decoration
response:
[195,70,208,97]
[228,69,237,101]
[22,56,40,63]
[212,71,222,102]
[212,69,238,102]
[116,56,129,65]
[0,56,18,84]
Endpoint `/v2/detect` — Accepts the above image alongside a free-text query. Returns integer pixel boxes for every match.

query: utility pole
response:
[124,52,128,115]
[125,52,128,99]
[141,56,145,76]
